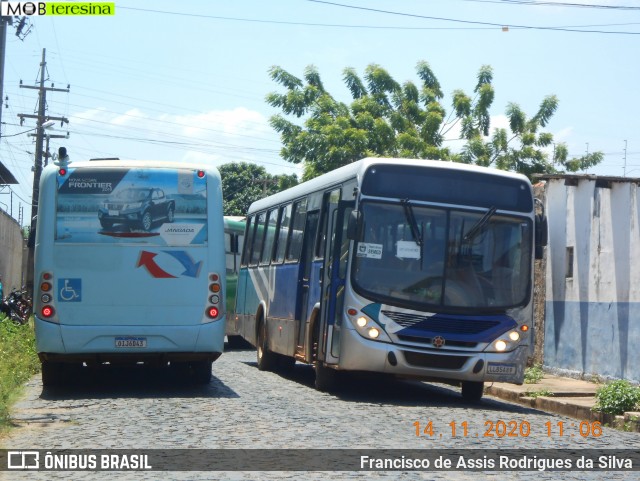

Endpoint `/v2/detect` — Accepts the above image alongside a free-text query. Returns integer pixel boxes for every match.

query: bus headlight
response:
[486,330,522,353]
[347,310,391,342]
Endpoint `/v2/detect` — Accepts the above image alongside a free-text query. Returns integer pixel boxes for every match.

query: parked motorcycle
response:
[0,289,31,325]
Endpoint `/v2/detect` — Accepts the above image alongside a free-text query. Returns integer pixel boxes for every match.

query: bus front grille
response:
[402,351,469,370]
[396,334,477,348]
[382,310,500,334]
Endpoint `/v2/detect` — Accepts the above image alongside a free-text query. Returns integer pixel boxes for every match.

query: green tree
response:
[267,62,602,180]
[218,162,298,216]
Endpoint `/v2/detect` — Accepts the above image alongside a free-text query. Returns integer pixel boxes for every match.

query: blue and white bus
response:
[235,158,546,400]
[34,159,226,386]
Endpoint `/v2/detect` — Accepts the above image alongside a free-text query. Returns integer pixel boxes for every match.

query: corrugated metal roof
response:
[0,160,19,184]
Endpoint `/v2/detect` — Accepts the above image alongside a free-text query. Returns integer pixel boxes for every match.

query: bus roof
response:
[248,157,529,214]
[47,159,221,174]
[224,216,246,232]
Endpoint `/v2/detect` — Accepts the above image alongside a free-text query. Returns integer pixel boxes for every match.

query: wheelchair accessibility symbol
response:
[58,278,82,302]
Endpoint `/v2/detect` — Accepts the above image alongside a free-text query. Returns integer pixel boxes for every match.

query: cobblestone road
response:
[1,348,639,480]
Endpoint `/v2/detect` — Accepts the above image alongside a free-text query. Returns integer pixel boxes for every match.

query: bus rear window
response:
[55,167,208,246]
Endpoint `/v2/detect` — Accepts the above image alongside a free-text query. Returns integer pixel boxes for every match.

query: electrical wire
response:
[307,0,640,34]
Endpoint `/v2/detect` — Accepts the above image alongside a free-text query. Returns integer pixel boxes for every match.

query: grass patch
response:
[0,316,40,433]
[524,363,544,384]
[526,389,553,398]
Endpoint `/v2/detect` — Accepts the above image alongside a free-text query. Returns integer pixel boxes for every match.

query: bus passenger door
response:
[319,201,354,365]
[296,210,319,351]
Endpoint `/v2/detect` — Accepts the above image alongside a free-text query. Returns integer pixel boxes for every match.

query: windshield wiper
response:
[463,206,497,242]
[400,199,423,247]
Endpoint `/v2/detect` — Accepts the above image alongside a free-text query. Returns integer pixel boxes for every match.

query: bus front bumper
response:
[337,326,527,385]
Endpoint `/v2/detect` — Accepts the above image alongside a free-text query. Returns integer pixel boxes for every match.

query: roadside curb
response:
[485,382,640,433]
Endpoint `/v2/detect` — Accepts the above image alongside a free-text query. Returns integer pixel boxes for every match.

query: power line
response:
[491,0,640,10]
[117,5,495,30]
[119,3,640,33]
[307,0,640,34]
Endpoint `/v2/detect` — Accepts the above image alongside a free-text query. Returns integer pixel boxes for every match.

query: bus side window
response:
[274,204,292,264]
[250,212,267,266]
[241,216,254,267]
[260,208,278,265]
[286,199,307,262]
[225,232,234,274]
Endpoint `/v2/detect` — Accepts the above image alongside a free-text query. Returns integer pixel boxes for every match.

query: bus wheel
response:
[256,318,277,371]
[313,335,336,392]
[41,361,63,388]
[192,360,212,384]
[461,381,484,402]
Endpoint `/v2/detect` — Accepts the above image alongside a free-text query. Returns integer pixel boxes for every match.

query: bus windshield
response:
[352,200,532,311]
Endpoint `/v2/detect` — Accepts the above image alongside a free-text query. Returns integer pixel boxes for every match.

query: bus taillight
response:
[206,272,222,320]
[39,272,56,321]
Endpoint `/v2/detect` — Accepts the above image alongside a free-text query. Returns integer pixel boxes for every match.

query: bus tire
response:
[461,381,484,402]
[41,361,63,388]
[192,360,212,384]
[256,318,277,371]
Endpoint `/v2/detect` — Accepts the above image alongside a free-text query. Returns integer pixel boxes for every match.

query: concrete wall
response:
[0,209,25,294]
[544,177,640,382]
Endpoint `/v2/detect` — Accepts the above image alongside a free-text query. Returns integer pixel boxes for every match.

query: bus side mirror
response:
[347,210,362,240]
[535,213,548,260]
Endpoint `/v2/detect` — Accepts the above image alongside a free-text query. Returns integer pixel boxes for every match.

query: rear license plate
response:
[115,337,147,348]
[487,362,516,375]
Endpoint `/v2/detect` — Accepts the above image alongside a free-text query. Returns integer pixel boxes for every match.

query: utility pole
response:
[254,177,278,195]
[0,15,10,143]
[18,48,69,293]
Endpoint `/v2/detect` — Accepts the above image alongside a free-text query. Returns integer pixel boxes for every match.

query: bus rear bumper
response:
[35,316,225,364]
[338,326,527,385]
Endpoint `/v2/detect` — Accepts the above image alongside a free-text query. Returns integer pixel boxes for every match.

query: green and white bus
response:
[223,215,246,347]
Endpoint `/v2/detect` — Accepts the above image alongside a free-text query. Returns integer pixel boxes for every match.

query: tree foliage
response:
[267,62,602,180]
[218,162,298,216]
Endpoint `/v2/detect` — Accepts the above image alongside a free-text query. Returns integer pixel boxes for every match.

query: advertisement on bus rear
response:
[55,167,208,246]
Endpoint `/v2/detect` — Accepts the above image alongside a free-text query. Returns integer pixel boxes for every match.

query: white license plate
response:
[487,363,516,375]
[108,210,119,216]
[115,337,147,348]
